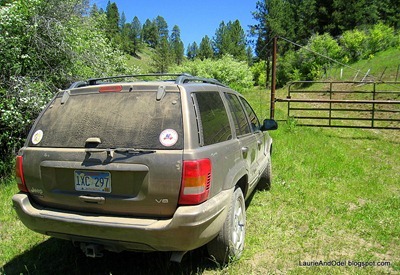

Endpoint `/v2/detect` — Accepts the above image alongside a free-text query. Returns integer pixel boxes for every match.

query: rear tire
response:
[207,187,246,264]
[257,155,272,191]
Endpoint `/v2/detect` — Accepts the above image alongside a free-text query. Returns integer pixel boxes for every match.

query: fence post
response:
[270,36,277,119]
[372,83,376,128]
[329,82,333,126]
[361,69,370,82]
[353,70,360,82]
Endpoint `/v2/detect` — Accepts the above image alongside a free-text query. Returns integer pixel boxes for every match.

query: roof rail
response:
[87,73,192,85]
[67,73,226,89]
[175,75,226,87]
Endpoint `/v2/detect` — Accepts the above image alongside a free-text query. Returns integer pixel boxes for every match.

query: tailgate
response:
[22,148,182,217]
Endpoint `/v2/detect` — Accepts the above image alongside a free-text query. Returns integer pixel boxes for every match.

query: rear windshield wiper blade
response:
[114,148,156,155]
[85,148,155,158]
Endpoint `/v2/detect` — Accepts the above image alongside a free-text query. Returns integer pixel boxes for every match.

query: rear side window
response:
[240,97,261,131]
[224,93,251,136]
[194,92,232,146]
[29,91,183,150]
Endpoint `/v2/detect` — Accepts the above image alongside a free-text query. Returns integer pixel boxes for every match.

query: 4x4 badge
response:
[159,129,178,147]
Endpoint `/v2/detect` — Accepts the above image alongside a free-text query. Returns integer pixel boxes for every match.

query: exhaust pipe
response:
[80,243,104,258]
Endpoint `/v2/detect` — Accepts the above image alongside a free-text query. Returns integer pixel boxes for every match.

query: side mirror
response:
[261,119,278,131]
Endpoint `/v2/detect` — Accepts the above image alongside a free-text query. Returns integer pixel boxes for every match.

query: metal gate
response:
[275,81,400,130]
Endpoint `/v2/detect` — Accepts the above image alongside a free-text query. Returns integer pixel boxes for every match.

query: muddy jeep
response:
[13,74,277,263]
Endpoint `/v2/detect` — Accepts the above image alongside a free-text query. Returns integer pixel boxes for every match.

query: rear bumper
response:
[12,189,232,252]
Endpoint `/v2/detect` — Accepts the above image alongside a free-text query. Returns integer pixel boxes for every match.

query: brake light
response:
[179,159,211,205]
[16,156,28,193]
[99,85,123,93]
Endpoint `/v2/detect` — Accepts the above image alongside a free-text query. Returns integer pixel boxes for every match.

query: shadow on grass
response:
[3,238,219,274]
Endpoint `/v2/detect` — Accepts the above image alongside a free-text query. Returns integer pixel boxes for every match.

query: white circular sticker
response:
[32,130,43,145]
[159,129,178,147]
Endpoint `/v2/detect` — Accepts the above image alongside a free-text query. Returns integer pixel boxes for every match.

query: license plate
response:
[74,170,111,193]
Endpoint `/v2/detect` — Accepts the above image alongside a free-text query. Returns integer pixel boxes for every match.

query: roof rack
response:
[68,73,226,89]
[87,73,190,86]
[174,75,226,87]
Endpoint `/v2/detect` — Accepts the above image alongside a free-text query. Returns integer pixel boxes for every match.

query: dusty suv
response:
[13,74,277,263]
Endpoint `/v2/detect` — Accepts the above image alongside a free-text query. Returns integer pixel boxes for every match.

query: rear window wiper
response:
[85,148,155,158]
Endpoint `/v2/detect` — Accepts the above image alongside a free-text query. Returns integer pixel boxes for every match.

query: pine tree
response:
[119,11,126,30]
[170,25,184,65]
[105,1,120,39]
[213,20,248,60]
[155,16,168,41]
[142,19,158,48]
[152,37,172,73]
[187,42,199,60]
[198,35,213,60]
[130,16,142,56]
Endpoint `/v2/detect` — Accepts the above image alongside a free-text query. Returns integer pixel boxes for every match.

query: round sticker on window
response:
[32,130,43,145]
[159,129,178,147]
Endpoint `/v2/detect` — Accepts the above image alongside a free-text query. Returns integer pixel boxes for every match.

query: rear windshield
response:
[29,91,183,150]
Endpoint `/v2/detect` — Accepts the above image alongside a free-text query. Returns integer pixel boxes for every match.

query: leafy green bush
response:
[340,29,368,62]
[365,23,397,56]
[251,61,267,87]
[0,78,53,176]
[171,55,254,91]
[0,0,137,177]
[276,50,300,87]
[297,33,342,80]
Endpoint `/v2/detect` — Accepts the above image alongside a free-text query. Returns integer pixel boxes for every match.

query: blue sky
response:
[91,0,258,49]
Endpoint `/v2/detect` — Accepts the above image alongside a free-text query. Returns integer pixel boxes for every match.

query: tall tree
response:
[187,42,199,60]
[119,11,126,30]
[155,16,168,41]
[170,25,184,65]
[142,19,158,48]
[293,0,318,43]
[198,35,213,60]
[152,37,172,73]
[129,16,142,56]
[106,1,119,39]
[213,20,248,60]
[213,21,229,57]
[228,20,247,61]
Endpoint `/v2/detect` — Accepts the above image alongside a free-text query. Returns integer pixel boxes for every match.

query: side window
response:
[194,92,232,146]
[240,97,261,131]
[224,93,251,136]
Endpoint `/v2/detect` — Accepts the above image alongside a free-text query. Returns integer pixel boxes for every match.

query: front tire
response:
[207,187,246,264]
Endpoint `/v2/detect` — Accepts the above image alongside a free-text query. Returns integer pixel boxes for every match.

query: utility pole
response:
[270,36,277,119]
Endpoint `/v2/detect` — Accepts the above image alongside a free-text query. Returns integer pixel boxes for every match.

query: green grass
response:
[327,48,400,82]
[126,46,154,73]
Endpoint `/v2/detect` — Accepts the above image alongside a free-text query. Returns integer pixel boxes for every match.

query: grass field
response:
[1,84,399,274]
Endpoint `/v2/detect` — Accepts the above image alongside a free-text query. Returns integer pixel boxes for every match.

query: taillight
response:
[16,156,28,193]
[99,85,123,93]
[179,159,211,205]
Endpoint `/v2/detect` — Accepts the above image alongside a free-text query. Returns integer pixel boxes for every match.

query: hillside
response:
[327,48,400,82]
[126,46,154,73]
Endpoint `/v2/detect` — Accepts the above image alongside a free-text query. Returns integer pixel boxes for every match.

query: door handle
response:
[241,147,249,154]
[257,140,262,149]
